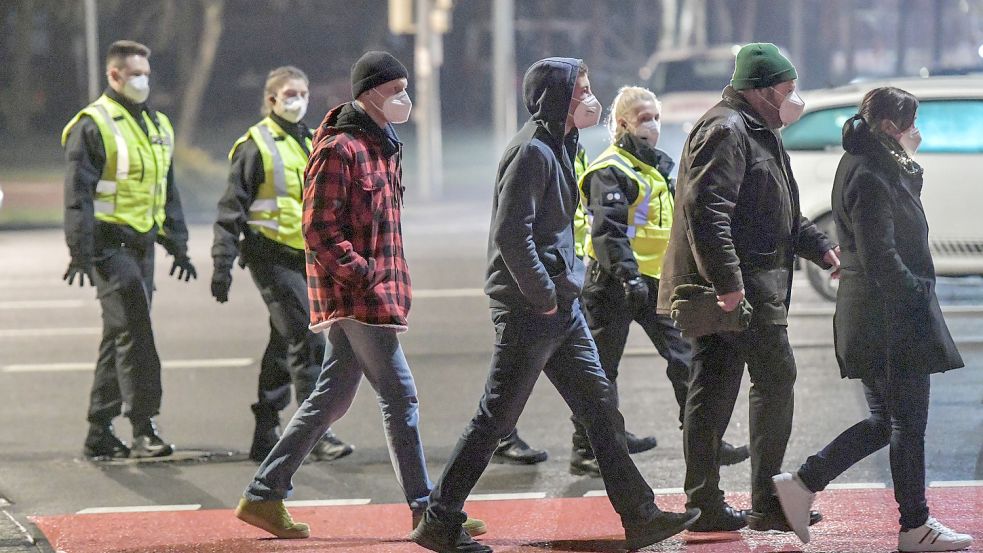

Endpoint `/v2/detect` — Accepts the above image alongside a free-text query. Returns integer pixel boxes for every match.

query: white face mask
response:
[571,94,602,129]
[760,86,805,126]
[372,89,412,124]
[633,119,661,146]
[122,74,150,104]
[896,124,922,156]
[274,95,308,124]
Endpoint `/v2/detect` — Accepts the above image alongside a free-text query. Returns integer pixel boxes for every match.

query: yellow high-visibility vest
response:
[580,144,674,279]
[62,95,174,233]
[229,117,311,250]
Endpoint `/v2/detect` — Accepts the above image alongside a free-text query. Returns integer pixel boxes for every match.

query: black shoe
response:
[410,514,492,553]
[492,430,547,465]
[687,502,748,532]
[130,419,174,458]
[746,508,823,532]
[83,424,130,459]
[720,441,750,466]
[626,431,658,454]
[625,508,701,550]
[569,446,601,477]
[309,429,355,461]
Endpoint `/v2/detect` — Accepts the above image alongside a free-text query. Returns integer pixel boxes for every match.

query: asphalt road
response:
[1,201,981,519]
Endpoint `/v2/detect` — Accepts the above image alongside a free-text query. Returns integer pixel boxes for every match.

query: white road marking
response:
[827,482,887,489]
[584,487,683,498]
[76,504,201,514]
[928,480,983,488]
[2,358,253,373]
[0,327,100,338]
[0,300,88,310]
[283,499,372,507]
[467,492,547,501]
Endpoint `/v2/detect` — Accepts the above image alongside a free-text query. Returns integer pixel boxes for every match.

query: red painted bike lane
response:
[31,487,981,552]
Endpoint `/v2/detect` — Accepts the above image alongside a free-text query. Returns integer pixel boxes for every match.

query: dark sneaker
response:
[309,430,354,462]
[410,515,492,553]
[412,511,487,537]
[492,430,547,465]
[626,431,658,454]
[568,446,600,477]
[624,508,701,550]
[83,424,130,459]
[130,419,174,458]
[687,502,747,532]
[720,441,750,466]
[746,508,822,532]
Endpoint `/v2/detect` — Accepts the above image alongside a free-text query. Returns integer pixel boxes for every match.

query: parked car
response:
[784,76,983,300]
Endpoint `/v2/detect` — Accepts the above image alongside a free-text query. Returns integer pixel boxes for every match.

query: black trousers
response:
[247,257,323,412]
[683,324,796,514]
[88,240,161,425]
[581,268,691,428]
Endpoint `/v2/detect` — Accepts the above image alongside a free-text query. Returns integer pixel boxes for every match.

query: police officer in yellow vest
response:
[572,86,749,476]
[211,66,353,463]
[62,40,195,459]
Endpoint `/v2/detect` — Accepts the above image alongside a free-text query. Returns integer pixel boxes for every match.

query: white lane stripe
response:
[0,280,64,289]
[0,300,88,310]
[929,480,983,488]
[283,499,371,507]
[827,482,887,489]
[2,358,253,373]
[467,492,546,501]
[584,487,684,498]
[791,305,983,317]
[77,504,201,514]
[413,288,485,299]
[0,327,100,338]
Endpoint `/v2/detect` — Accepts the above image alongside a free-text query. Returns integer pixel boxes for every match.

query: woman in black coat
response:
[771,87,971,552]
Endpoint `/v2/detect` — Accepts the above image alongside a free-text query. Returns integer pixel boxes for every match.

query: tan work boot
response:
[412,511,487,537]
[235,497,310,539]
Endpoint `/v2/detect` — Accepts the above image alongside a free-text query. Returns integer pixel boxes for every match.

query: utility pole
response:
[84,0,99,101]
[493,0,516,152]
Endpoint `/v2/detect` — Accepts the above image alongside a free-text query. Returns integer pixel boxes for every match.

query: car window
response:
[782,99,983,153]
[652,58,734,95]
[782,106,855,150]
[918,100,983,153]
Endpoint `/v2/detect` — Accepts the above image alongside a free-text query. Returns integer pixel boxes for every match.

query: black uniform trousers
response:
[580,265,691,427]
[683,324,796,515]
[246,252,323,412]
[88,228,161,425]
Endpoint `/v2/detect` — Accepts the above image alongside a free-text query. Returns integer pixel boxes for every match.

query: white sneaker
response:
[772,471,815,544]
[898,517,973,552]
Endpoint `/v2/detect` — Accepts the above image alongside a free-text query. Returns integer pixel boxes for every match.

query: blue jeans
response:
[245,320,432,509]
[797,368,931,529]
[427,302,659,528]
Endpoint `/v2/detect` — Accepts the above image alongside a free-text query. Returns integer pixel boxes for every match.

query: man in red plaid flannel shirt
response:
[235,51,485,541]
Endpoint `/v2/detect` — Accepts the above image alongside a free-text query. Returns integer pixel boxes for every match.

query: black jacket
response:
[484,57,585,313]
[582,134,675,281]
[63,87,188,261]
[657,86,833,325]
[831,120,963,378]
[211,113,312,273]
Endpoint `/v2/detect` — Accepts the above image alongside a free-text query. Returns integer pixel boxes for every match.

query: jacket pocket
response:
[539,245,569,278]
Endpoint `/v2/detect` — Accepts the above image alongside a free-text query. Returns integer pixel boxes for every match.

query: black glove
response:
[623,276,648,315]
[669,284,753,338]
[63,258,95,287]
[211,269,232,303]
[170,256,197,282]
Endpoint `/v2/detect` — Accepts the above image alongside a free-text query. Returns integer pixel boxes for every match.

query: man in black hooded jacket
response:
[411,57,699,553]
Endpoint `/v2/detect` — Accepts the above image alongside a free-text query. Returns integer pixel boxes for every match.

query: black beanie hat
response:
[351,51,408,100]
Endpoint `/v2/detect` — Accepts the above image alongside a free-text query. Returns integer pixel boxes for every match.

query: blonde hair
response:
[606,86,660,143]
[262,66,309,116]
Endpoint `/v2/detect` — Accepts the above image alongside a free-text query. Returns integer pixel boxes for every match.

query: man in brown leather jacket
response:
[657,43,839,534]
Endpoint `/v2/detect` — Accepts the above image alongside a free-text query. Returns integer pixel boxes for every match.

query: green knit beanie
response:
[731,43,797,90]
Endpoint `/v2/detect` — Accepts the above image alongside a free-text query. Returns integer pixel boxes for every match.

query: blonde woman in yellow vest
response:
[62,40,195,460]
[211,66,353,464]
[571,86,749,477]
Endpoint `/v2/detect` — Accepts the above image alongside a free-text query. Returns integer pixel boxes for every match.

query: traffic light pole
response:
[414,0,443,200]
[492,0,516,152]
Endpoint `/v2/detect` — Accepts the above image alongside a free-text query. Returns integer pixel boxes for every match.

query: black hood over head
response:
[522,57,581,140]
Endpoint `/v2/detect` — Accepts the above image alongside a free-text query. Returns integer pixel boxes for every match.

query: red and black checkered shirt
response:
[303,103,411,332]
